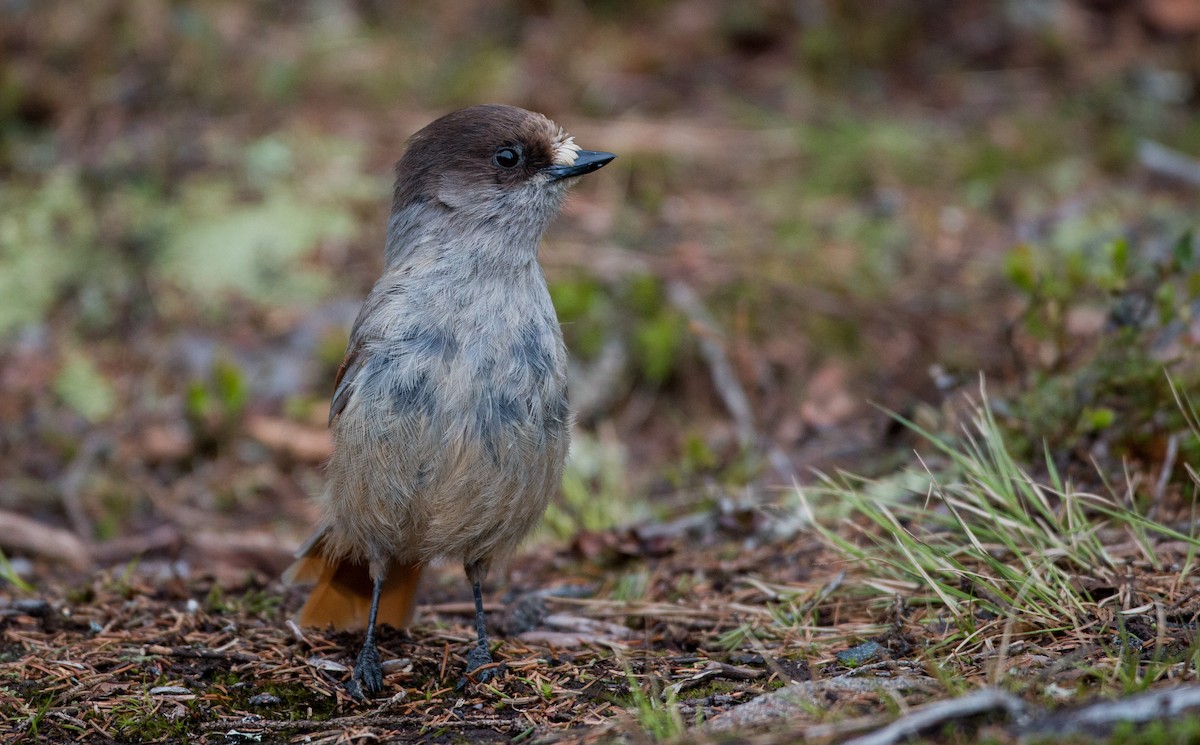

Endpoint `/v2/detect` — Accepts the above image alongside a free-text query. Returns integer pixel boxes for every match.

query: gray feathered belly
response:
[320,315,570,569]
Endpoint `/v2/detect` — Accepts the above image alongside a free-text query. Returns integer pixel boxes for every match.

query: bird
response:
[284,104,615,698]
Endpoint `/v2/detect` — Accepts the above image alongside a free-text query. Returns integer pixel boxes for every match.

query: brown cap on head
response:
[391,104,615,212]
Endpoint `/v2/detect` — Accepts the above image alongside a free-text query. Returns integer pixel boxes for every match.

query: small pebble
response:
[836,640,883,667]
[248,693,282,707]
[150,686,191,695]
[13,598,49,616]
[307,657,349,673]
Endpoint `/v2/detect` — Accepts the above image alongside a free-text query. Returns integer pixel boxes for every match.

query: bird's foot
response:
[457,644,503,689]
[347,641,384,700]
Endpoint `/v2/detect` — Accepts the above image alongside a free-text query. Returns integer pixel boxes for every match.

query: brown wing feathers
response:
[329,340,365,426]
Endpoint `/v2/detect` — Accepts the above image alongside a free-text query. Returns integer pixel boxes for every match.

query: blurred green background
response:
[2,0,1199,568]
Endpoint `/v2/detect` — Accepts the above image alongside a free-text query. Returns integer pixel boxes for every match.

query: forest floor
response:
[4,2,1200,743]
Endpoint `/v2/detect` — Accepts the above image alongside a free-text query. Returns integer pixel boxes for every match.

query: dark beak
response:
[545,150,616,181]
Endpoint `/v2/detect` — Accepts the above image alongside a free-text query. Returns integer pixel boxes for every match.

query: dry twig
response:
[667,280,757,449]
[0,509,90,569]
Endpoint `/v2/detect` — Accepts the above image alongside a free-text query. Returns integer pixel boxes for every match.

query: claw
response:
[464,643,493,674]
[351,641,384,698]
[457,645,503,689]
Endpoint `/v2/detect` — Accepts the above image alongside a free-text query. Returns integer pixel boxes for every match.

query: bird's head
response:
[390,105,615,240]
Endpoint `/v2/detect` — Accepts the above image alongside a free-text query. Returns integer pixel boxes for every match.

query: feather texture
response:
[285,533,421,629]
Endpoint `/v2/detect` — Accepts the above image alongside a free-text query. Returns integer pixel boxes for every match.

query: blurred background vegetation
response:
[1,0,1199,577]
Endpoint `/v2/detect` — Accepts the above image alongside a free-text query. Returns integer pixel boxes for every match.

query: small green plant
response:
[550,272,689,387]
[622,666,686,742]
[0,170,98,338]
[1004,219,1200,470]
[0,548,32,591]
[612,570,650,602]
[541,431,640,540]
[625,274,686,385]
[717,621,758,653]
[185,357,249,450]
[12,691,54,742]
[53,348,116,423]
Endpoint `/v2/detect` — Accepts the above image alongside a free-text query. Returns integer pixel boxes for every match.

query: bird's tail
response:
[283,532,421,630]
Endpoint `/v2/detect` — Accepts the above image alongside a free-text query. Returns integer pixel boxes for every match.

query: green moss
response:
[205,586,282,618]
[542,430,642,540]
[679,680,741,700]
[110,705,197,741]
[233,681,338,721]
[549,275,610,361]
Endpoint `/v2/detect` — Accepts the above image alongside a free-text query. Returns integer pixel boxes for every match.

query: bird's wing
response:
[328,286,393,426]
[329,337,367,426]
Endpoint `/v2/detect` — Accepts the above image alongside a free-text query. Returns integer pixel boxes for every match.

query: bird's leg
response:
[459,562,502,687]
[465,579,493,671]
[348,574,385,699]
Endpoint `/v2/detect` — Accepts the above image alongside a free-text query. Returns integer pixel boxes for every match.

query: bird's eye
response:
[493,146,522,169]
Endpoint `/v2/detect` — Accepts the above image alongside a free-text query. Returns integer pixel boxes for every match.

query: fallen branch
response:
[569,336,629,422]
[667,280,757,449]
[1138,139,1200,189]
[705,675,940,733]
[667,660,766,698]
[145,644,260,664]
[90,525,182,564]
[0,509,90,570]
[188,529,295,575]
[199,714,519,735]
[1024,685,1200,739]
[783,685,1200,744]
[843,689,1029,745]
[57,431,108,540]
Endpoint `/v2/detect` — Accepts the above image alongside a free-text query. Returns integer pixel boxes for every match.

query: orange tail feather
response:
[284,535,421,630]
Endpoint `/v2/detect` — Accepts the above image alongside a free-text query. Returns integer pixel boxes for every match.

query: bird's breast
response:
[322,262,571,566]
[355,274,569,455]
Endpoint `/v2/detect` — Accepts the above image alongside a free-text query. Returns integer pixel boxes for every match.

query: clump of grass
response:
[799,381,1200,650]
[0,548,32,591]
[620,666,687,742]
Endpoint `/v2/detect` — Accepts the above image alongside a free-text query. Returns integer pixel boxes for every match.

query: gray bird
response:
[285,104,615,697]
